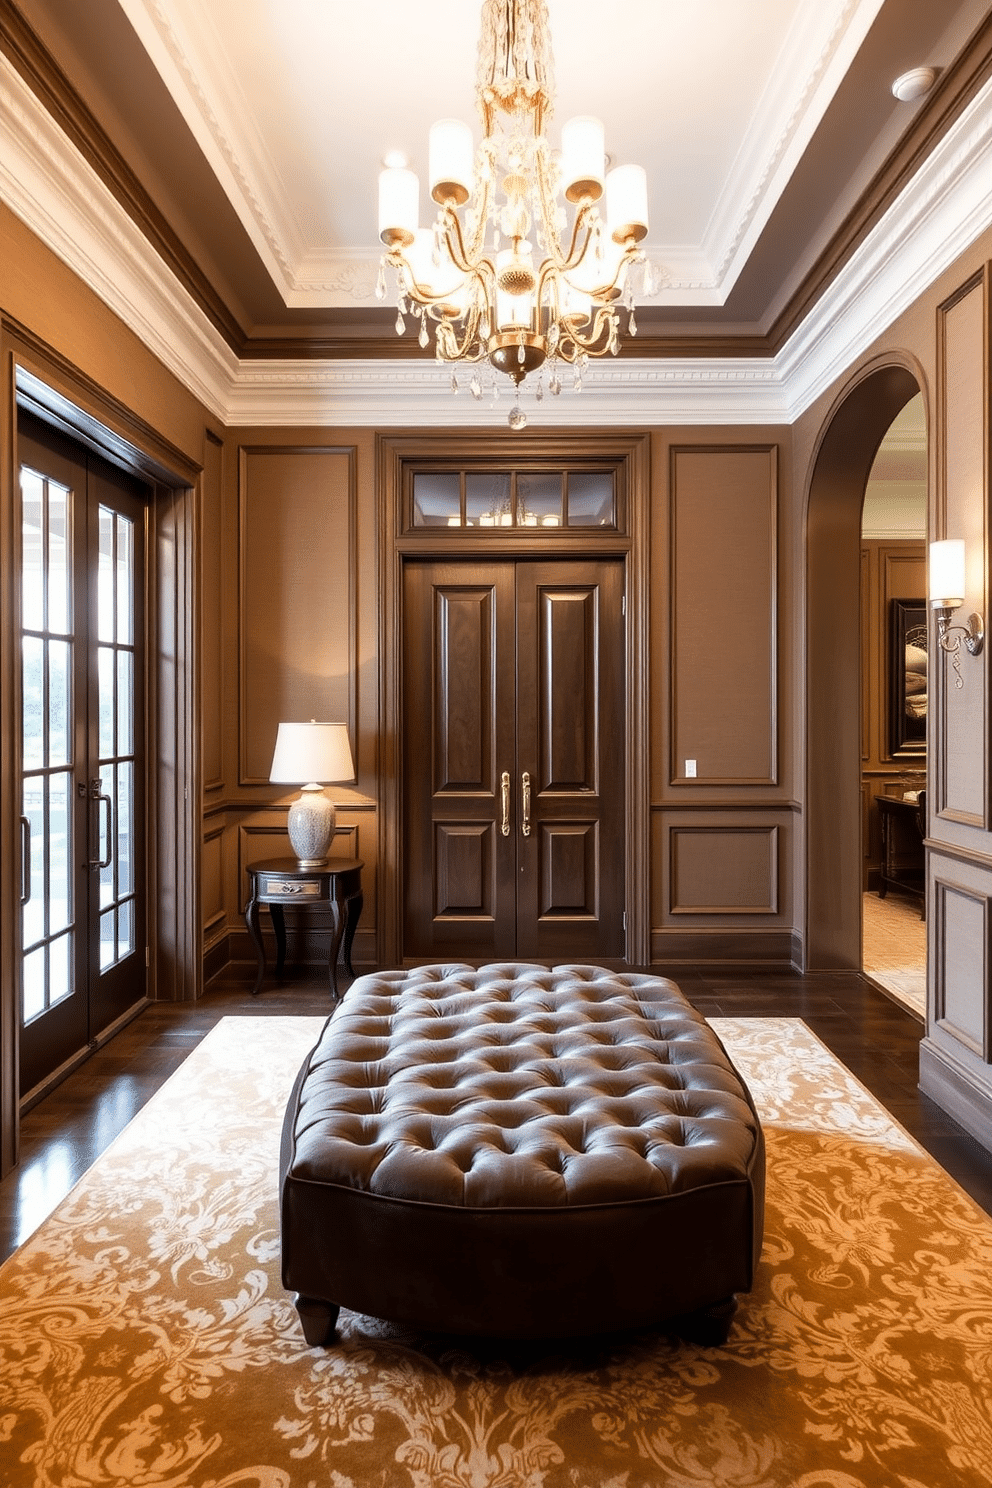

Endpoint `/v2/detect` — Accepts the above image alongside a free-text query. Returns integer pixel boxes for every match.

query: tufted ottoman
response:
[280,963,765,1345]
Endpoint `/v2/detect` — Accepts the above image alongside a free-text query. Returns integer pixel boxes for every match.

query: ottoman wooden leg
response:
[294,1295,341,1346]
[675,1295,738,1347]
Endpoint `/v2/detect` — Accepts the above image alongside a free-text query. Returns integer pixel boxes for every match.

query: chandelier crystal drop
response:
[376,0,654,427]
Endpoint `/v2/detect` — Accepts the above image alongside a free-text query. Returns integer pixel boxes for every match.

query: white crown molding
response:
[0,56,237,418]
[703,0,884,300]
[224,357,790,428]
[114,0,302,297]
[779,69,992,419]
[1,47,992,432]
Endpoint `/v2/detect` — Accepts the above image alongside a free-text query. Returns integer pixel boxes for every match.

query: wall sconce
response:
[269,720,356,865]
[929,539,984,689]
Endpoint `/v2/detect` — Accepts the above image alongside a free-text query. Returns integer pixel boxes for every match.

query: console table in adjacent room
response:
[245,857,364,999]
[876,797,925,917]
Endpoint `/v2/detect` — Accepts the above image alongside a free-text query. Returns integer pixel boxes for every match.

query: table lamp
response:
[269,720,355,866]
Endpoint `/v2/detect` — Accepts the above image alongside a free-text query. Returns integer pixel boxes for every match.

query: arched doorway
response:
[804,357,927,971]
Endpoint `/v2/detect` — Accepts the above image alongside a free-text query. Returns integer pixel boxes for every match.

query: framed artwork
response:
[890,598,927,755]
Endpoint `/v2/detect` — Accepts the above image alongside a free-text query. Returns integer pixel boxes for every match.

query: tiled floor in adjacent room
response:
[862,888,926,1019]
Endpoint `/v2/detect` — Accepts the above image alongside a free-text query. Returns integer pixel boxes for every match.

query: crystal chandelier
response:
[376,0,654,428]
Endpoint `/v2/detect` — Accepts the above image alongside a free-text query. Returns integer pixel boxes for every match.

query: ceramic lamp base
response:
[287,785,336,866]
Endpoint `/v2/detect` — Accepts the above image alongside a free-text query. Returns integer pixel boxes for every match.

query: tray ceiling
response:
[7,0,992,355]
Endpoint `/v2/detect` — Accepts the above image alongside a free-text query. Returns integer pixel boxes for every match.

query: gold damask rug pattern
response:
[1,1015,991,1488]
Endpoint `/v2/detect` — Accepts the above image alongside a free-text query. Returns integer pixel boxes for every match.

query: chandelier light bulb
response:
[429,119,474,205]
[561,116,605,203]
[378,167,419,247]
[607,164,650,243]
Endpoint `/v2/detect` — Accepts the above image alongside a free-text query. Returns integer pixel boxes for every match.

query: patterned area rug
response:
[2,1014,991,1488]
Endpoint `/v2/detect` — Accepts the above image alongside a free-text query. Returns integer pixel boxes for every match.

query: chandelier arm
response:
[558,306,619,359]
[434,273,495,362]
[531,148,595,274]
[438,204,493,281]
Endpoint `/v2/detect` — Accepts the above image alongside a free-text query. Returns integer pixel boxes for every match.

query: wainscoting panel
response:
[202,826,225,937]
[669,825,779,915]
[931,865,989,1060]
[238,446,356,784]
[921,847,992,1151]
[669,446,777,786]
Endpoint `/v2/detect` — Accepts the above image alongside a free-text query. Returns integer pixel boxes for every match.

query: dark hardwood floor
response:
[2,965,991,1265]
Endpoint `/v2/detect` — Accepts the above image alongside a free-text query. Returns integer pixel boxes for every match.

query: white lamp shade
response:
[561,115,605,203]
[378,167,419,246]
[930,539,965,608]
[406,228,467,306]
[607,163,649,243]
[429,118,474,204]
[270,722,355,786]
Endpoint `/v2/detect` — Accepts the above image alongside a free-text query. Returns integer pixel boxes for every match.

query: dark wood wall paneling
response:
[214,441,379,979]
[653,443,794,966]
[921,268,992,1149]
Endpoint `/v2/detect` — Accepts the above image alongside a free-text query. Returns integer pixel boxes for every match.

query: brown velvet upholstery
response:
[280,963,765,1344]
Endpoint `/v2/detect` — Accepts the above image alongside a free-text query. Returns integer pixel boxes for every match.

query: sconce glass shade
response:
[929,539,965,609]
[270,722,355,866]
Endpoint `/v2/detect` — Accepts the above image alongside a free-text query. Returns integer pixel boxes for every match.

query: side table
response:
[244,857,363,999]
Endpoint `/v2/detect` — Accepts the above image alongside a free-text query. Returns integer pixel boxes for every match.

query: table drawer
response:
[261,876,323,899]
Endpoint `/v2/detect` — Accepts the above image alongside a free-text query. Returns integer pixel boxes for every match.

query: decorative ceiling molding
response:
[778,68,992,419]
[2,46,992,429]
[112,0,876,308]
[705,0,885,300]
[224,358,791,428]
[114,0,300,296]
[0,55,237,416]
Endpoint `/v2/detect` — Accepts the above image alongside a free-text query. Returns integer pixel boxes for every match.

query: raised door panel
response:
[403,563,515,958]
[434,586,495,793]
[516,561,624,960]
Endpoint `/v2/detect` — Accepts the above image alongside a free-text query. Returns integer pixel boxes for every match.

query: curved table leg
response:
[245,895,266,997]
[270,903,287,981]
[342,889,363,977]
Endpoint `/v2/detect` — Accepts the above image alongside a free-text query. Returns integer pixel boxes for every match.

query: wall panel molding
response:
[931,870,990,1060]
[934,269,989,829]
[669,825,780,915]
[669,445,778,787]
[237,445,357,785]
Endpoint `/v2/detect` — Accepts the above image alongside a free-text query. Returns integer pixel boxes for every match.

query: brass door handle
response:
[521,771,531,837]
[20,815,30,905]
[89,778,113,869]
[500,770,511,836]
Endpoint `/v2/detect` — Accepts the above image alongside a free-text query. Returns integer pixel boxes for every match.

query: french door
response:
[403,557,626,962]
[18,412,147,1097]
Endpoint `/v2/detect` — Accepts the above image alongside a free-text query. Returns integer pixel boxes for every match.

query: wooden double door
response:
[403,557,626,962]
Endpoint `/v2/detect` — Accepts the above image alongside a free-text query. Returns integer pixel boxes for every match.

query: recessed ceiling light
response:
[892,66,937,103]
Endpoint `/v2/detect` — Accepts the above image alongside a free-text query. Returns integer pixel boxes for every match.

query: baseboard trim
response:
[650,929,798,969]
[919,1037,992,1154]
[20,996,150,1114]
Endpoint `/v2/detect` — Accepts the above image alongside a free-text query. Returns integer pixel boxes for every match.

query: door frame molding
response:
[1,335,202,1173]
[377,428,651,969]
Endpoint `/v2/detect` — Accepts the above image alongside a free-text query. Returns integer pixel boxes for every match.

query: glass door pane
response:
[20,466,76,1026]
[96,507,137,969]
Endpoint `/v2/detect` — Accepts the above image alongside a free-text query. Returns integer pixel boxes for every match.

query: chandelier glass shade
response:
[375,0,654,422]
